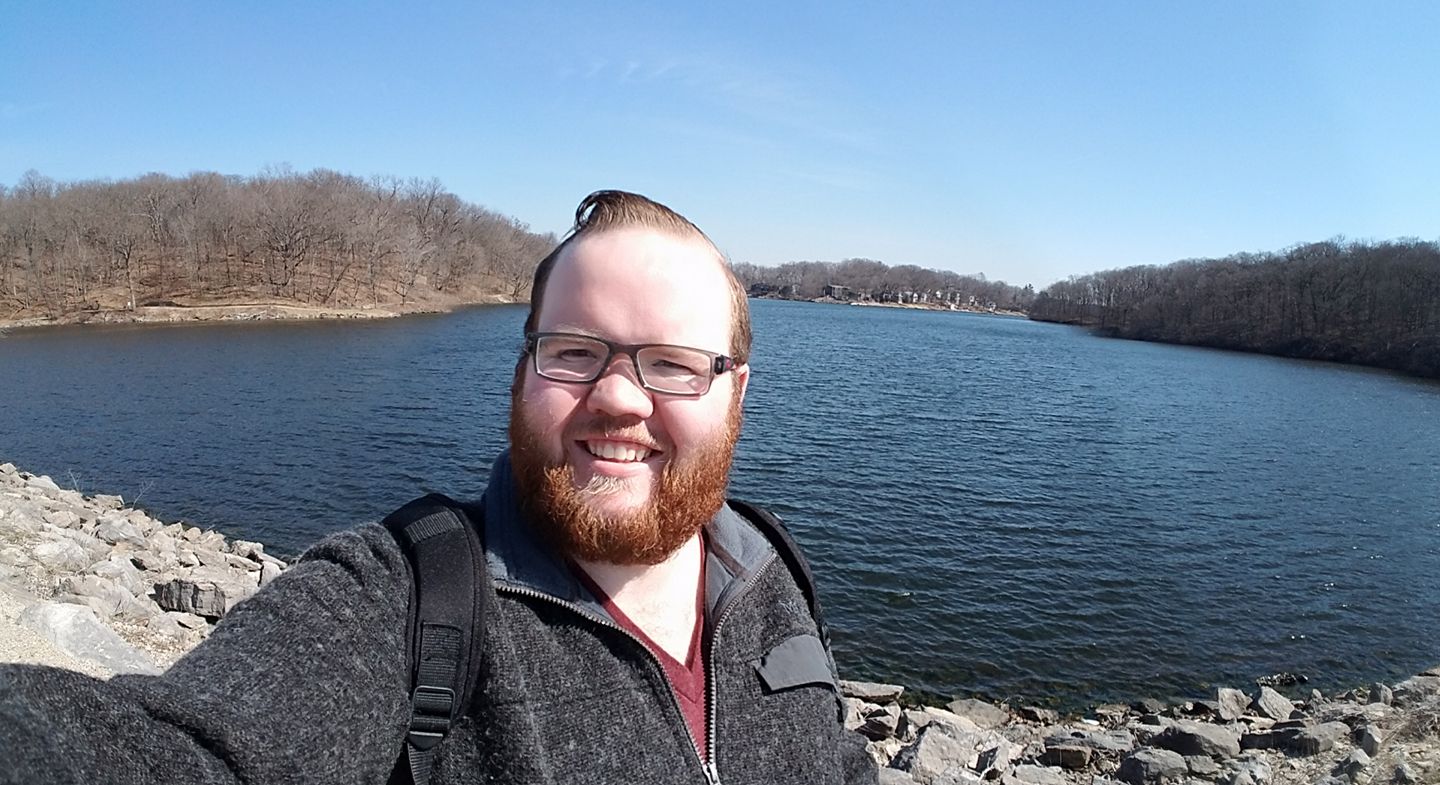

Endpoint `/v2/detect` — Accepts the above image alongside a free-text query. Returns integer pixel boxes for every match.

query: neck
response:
[574,533,704,660]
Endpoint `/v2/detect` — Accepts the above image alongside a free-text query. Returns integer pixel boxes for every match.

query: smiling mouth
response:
[583,440,655,463]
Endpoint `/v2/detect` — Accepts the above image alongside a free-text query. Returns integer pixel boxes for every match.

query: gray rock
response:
[1132,698,1166,715]
[90,554,147,595]
[1394,762,1419,784]
[1010,764,1066,785]
[129,549,174,572]
[911,707,983,737]
[153,577,254,619]
[878,768,917,785]
[177,548,201,568]
[946,698,1009,728]
[59,575,134,618]
[43,509,82,529]
[1018,706,1058,724]
[0,462,17,475]
[166,610,210,629]
[1185,755,1219,776]
[1116,748,1187,785]
[1368,682,1394,706]
[0,545,31,567]
[1277,721,1350,756]
[32,540,91,571]
[223,552,262,573]
[17,602,159,675]
[842,680,906,703]
[1045,727,1135,753]
[1229,771,1255,785]
[1233,758,1272,785]
[932,770,984,785]
[1252,686,1294,721]
[25,474,62,493]
[1217,688,1250,721]
[1356,724,1382,757]
[1153,720,1240,759]
[90,493,125,509]
[230,539,266,560]
[861,704,903,741]
[125,509,159,533]
[1041,745,1091,770]
[974,737,1020,775]
[892,726,975,785]
[1335,749,1369,782]
[256,558,283,587]
[845,697,868,731]
[94,516,148,548]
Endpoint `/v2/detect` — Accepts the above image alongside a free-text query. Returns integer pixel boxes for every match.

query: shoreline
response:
[3,462,1438,784]
[0,295,522,333]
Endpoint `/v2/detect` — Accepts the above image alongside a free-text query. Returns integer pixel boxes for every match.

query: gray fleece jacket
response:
[0,455,878,785]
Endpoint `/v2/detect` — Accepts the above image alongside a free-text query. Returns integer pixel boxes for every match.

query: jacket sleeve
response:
[0,524,414,785]
[839,726,881,785]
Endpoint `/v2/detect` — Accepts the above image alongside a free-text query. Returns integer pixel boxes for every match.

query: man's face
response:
[508,228,750,564]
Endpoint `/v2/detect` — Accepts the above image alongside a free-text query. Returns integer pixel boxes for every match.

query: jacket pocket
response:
[753,633,837,693]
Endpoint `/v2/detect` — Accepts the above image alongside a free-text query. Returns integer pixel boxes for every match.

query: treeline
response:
[733,257,1036,310]
[0,169,556,318]
[1030,239,1440,378]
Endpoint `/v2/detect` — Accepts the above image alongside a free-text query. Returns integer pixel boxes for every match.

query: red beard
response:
[508,392,742,565]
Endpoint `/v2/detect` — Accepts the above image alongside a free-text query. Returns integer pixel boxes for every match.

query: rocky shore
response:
[3,461,1438,784]
[0,462,287,674]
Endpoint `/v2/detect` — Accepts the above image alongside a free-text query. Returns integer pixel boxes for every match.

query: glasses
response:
[525,332,738,396]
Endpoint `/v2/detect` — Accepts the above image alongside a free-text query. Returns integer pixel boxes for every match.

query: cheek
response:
[520,378,585,437]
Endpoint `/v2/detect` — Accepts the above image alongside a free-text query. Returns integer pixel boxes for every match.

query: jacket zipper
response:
[496,582,740,783]
[703,554,779,785]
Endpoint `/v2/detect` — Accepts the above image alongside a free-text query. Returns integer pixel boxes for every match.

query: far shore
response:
[0,295,524,332]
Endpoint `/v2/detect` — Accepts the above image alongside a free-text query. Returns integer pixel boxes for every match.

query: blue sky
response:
[3,2,1437,288]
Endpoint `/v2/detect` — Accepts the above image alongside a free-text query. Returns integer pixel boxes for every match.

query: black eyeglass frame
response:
[524,331,739,396]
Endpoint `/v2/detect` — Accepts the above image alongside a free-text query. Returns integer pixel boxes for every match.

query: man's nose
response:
[584,356,655,419]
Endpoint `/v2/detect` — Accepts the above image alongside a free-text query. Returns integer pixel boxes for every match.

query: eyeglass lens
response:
[533,334,714,394]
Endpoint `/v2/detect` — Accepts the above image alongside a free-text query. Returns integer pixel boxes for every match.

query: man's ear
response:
[733,363,751,405]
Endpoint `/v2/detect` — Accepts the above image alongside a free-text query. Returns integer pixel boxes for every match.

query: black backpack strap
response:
[382,493,488,785]
[726,498,831,653]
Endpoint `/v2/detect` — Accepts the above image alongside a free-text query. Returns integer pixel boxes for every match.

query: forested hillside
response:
[0,169,555,319]
[1030,239,1440,378]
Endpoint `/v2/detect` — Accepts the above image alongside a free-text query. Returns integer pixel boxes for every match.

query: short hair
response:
[523,190,752,364]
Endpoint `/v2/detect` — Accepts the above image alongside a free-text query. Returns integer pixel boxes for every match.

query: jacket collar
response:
[482,451,773,620]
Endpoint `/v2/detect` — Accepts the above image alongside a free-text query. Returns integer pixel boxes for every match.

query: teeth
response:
[586,440,652,462]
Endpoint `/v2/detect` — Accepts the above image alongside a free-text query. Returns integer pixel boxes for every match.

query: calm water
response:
[3,300,1438,706]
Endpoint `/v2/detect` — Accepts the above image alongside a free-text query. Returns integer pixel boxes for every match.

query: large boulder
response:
[94,513,149,548]
[31,540,91,572]
[946,698,1009,729]
[153,576,255,619]
[1276,721,1350,756]
[892,725,975,785]
[1116,749,1186,785]
[842,680,906,703]
[17,602,159,675]
[1153,720,1240,759]
[1216,688,1250,721]
[1045,727,1136,754]
[58,575,135,618]
[1251,687,1294,721]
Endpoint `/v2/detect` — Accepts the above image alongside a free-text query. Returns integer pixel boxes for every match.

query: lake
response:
[2,299,1438,706]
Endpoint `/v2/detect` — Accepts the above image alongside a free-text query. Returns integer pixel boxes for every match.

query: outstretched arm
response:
[0,525,414,785]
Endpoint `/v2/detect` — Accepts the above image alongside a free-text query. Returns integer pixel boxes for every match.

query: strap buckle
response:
[407,684,456,750]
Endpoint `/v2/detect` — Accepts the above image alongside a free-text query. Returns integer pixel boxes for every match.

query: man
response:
[0,190,877,784]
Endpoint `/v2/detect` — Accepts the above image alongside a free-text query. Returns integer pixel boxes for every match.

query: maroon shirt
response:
[574,549,709,760]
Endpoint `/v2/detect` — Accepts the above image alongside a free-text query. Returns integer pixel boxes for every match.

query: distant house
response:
[822,284,850,299]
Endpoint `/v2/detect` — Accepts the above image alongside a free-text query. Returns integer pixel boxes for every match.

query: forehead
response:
[538,228,733,349]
